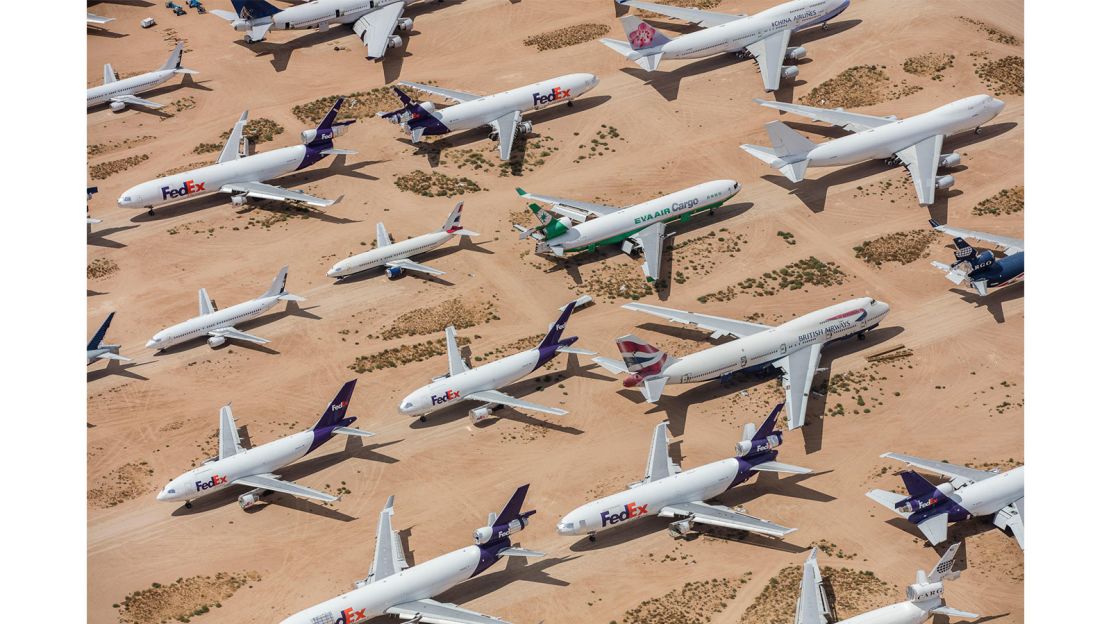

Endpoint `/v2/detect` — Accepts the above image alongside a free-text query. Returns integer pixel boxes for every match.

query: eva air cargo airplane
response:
[512,180,741,282]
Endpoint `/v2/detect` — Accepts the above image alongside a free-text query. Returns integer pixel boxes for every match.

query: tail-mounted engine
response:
[301,124,349,145]
[906,580,945,603]
[474,514,530,545]
[736,431,781,457]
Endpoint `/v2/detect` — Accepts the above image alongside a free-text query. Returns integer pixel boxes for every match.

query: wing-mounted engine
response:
[781,66,800,79]
[517,120,533,135]
[207,336,227,348]
[397,17,414,32]
[109,101,127,112]
[935,174,955,190]
[785,46,807,60]
[939,152,961,168]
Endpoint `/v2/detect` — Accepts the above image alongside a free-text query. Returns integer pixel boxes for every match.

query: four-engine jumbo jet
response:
[118,98,355,215]
[157,380,375,510]
[929,219,1024,296]
[87,42,197,112]
[740,95,1006,205]
[398,300,595,422]
[513,180,741,282]
[327,201,479,279]
[795,543,978,624]
[557,404,810,541]
[212,0,418,59]
[602,0,851,92]
[281,485,543,624]
[594,297,890,429]
[146,266,305,351]
[867,452,1025,550]
[379,73,600,160]
[87,312,130,366]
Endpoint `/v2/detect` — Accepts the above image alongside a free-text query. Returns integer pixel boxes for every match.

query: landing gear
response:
[822,22,829,30]
[419,415,427,422]
[567,101,574,107]
[184,501,193,509]
[588,533,596,542]
[975,126,982,135]
[147,207,155,216]
[857,332,866,341]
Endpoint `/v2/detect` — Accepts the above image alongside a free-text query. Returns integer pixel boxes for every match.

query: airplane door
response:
[780,343,787,356]
[740,355,747,368]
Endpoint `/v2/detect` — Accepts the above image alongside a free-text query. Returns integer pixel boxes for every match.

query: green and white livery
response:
[513,179,740,282]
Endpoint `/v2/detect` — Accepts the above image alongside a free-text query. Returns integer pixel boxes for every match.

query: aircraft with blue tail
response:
[929,219,1024,296]
[87,312,130,366]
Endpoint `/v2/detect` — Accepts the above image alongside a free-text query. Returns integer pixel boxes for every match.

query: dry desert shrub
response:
[971,54,1023,95]
[958,16,1021,46]
[87,257,120,280]
[743,564,898,623]
[622,577,743,624]
[524,23,610,51]
[87,136,156,158]
[698,257,847,302]
[972,186,1024,216]
[381,298,497,340]
[88,461,153,508]
[157,160,209,177]
[292,85,425,123]
[800,66,921,108]
[89,154,149,180]
[902,52,956,80]
[853,229,940,266]
[196,118,286,154]
[117,571,260,624]
[351,336,473,373]
[394,170,483,197]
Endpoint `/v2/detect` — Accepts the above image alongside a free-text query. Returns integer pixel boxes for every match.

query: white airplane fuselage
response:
[86,68,178,109]
[839,600,940,624]
[543,180,740,254]
[557,457,745,536]
[280,545,485,624]
[146,295,282,350]
[944,466,1024,518]
[327,230,453,278]
[398,349,547,416]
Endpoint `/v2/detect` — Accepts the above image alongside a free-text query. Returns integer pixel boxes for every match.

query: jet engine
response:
[301,124,349,144]
[207,336,227,348]
[517,120,533,135]
[232,19,251,32]
[488,130,500,141]
[735,432,781,457]
[109,101,126,113]
[781,66,800,80]
[230,194,249,206]
[785,46,807,60]
[906,581,945,602]
[239,490,262,510]
[386,266,405,279]
[397,18,414,32]
[469,405,495,424]
[419,101,436,115]
[474,515,528,545]
[387,35,404,49]
[939,152,961,168]
[935,174,955,190]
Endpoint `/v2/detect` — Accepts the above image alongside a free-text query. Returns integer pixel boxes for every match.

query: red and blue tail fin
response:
[616,334,669,376]
[312,379,357,430]
[88,312,115,351]
[538,300,577,349]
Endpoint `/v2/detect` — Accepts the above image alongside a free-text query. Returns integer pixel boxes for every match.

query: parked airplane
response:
[327,201,479,279]
[867,452,1024,549]
[157,380,374,509]
[398,300,595,422]
[87,42,197,112]
[118,99,355,214]
[146,266,304,351]
[212,0,416,59]
[929,219,1024,296]
[602,0,850,92]
[594,297,889,429]
[281,485,543,624]
[513,180,741,282]
[558,404,809,540]
[87,312,130,366]
[740,95,1006,205]
[379,73,600,160]
[795,543,978,624]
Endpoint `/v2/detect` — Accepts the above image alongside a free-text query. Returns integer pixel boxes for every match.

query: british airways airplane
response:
[928,219,1024,296]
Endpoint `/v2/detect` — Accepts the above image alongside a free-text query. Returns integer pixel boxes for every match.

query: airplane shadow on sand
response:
[169,436,402,521]
[435,555,576,607]
[87,358,153,383]
[87,224,139,249]
[950,283,1024,324]
[151,301,323,357]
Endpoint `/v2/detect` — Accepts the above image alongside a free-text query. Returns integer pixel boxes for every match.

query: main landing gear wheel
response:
[822,22,829,30]
[857,332,866,341]
[975,126,982,134]
[588,534,596,542]
[419,415,427,422]
[184,501,193,509]
[147,207,155,216]
[567,101,574,107]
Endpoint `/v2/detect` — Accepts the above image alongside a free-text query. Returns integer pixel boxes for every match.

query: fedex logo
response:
[431,389,461,405]
[600,502,648,527]
[330,400,348,412]
[333,607,369,624]
[161,179,206,199]
[533,87,571,106]
[194,475,228,492]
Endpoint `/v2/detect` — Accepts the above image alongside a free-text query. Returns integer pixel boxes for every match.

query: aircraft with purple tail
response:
[118,98,356,215]
[282,485,543,624]
[156,380,375,510]
[929,219,1024,297]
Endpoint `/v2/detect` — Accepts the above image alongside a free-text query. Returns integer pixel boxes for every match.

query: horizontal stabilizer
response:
[320,148,357,155]
[915,512,950,546]
[635,52,664,72]
[332,426,375,438]
[558,346,597,356]
[866,489,911,518]
[593,356,629,375]
[96,352,132,363]
[277,293,306,302]
[751,460,811,475]
[498,547,545,558]
[931,606,980,619]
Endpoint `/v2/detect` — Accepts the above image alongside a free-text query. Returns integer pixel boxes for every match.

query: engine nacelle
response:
[230,194,249,206]
[735,433,781,456]
[939,152,961,168]
[387,35,404,49]
[396,18,414,32]
[232,19,251,32]
[419,101,436,115]
[109,101,126,113]
[935,174,955,190]
[517,120,533,135]
[469,406,494,424]
[207,336,227,348]
[474,517,528,544]
[785,46,807,60]
[386,266,405,279]
[906,581,944,603]
[239,491,261,509]
[488,130,500,142]
[667,519,697,538]
[301,124,348,145]
[781,66,800,80]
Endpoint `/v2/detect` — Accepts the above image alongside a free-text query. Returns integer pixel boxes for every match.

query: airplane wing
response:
[772,343,823,429]
[88,13,115,25]
[198,288,215,316]
[386,258,446,277]
[218,111,249,164]
[629,221,667,281]
[894,134,944,205]
[387,598,509,624]
[209,326,270,345]
[352,1,405,59]
[659,500,795,538]
[516,188,620,217]
[880,452,997,487]
[994,498,1024,549]
[233,474,337,502]
[618,0,741,27]
[219,181,336,208]
[367,495,410,583]
[444,326,469,375]
[398,81,481,104]
[796,549,831,624]
[376,222,391,248]
[929,220,1024,255]
[754,99,896,133]
[644,421,680,482]
[491,110,522,161]
[95,352,131,363]
[466,389,568,416]
[218,404,243,460]
[621,302,772,339]
[110,94,163,110]
[746,29,792,92]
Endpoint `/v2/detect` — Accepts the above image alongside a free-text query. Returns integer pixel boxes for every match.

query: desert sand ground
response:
[87,1,1024,622]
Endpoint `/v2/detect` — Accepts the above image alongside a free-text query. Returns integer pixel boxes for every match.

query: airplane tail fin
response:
[230,0,281,19]
[913,543,978,618]
[538,300,578,349]
[619,15,672,50]
[161,42,184,71]
[926,542,963,583]
[493,484,535,527]
[441,201,478,237]
[477,485,544,557]
[377,87,426,124]
[261,265,303,301]
[752,402,782,441]
[899,470,941,500]
[616,334,669,376]
[740,121,815,182]
[312,379,358,430]
[88,312,115,351]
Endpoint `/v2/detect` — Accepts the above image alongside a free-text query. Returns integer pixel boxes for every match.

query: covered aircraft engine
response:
[386,266,405,279]
[785,46,807,60]
[419,101,436,115]
[939,152,961,168]
[301,125,349,144]
[387,35,404,49]
[239,491,262,510]
[230,194,249,206]
[735,432,782,456]
[397,18,414,32]
[906,581,945,602]
[781,66,800,80]
[935,174,955,190]
[469,406,494,424]
[207,336,227,348]
[109,101,127,112]
[517,120,533,135]
[474,516,528,545]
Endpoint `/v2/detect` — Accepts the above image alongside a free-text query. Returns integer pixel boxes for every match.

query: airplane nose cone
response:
[991,98,1005,113]
[326,266,341,278]
[156,489,170,502]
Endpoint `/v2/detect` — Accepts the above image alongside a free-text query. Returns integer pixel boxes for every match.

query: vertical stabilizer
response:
[312,379,358,430]
[88,312,116,350]
[262,265,289,298]
[538,300,578,349]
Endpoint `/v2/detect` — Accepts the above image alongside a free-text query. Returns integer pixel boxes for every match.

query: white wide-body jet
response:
[212,0,418,59]
[398,301,594,422]
[379,73,600,160]
[594,297,889,429]
[795,543,978,624]
[157,380,374,510]
[867,453,1025,550]
[118,99,356,214]
[513,180,741,282]
[328,201,479,279]
[558,404,809,540]
[87,312,131,366]
[740,95,1006,205]
[87,42,197,112]
[929,219,1024,296]
[146,266,304,351]
[282,485,543,624]
[602,0,850,91]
